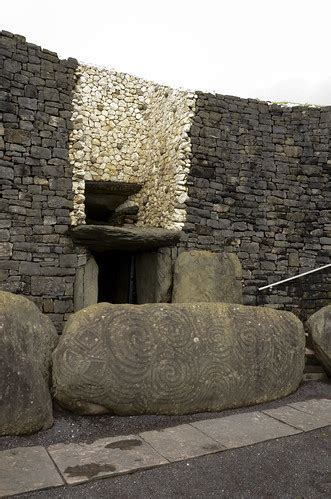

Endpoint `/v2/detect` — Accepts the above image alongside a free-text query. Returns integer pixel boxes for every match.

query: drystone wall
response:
[1,30,330,330]
[0,31,86,332]
[70,64,195,229]
[180,92,331,319]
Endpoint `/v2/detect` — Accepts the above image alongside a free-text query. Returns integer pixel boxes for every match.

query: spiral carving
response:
[52,303,305,415]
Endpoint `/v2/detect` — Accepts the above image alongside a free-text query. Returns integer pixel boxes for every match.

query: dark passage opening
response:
[84,181,142,226]
[93,251,137,304]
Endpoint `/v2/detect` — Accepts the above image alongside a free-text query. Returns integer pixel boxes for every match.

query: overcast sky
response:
[2,0,331,105]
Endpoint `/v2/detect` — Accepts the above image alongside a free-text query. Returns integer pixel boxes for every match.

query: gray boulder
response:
[306,305,331,376]
[172,250,243,304]
[52,302,305,416]
[0,291,58,435]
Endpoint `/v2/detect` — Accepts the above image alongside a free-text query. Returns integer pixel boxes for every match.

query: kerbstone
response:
[52,302,305,416]
[306,306,331,376]
[0,291,58,435]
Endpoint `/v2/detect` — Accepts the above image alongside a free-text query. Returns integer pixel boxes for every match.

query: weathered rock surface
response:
[306,305,331,376]
[52,303,305,416]
[70,225,180,251]
[135,249,172,303]
[0,291,58,435]
[172,250,243,304]
[74,256,99,312]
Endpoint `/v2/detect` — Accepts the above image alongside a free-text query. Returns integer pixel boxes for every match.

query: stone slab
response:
[85,181,142,195]
[288,398,331,423]
[0,446,63,497]
[48,434,168,485]
[135,250,172,303]
[191,412,301,449]
[70,225,180,251]
[172,250,243,304]
[263,405,330,431]
[140,424,225,462]
[74,256,99,312]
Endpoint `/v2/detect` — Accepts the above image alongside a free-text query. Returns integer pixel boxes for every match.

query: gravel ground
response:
[0,380,329,451]
[1,380,330,498]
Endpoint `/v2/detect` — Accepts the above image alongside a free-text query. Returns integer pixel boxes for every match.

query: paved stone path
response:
[0,398,330,497]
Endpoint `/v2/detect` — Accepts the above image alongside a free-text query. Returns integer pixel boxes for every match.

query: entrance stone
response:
[136,249,172,303]
[0,291,58,436]
[172,250,243,303]
[306,305,331,376]
[52,302,305,416]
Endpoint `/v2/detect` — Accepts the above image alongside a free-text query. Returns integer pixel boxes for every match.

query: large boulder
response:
[52,303,305,416]
[306,305,331,376]
[172,250,243,304]
[0,291,58,435]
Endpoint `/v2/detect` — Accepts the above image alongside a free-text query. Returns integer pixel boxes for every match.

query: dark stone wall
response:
[0,31,79,332]
[181,92,331,320]
[1,31,329,328]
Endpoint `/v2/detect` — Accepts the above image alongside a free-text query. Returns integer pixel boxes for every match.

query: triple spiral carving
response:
[53,303,305,415]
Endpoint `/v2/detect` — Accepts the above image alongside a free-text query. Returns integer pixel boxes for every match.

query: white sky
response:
[2,0,331,105]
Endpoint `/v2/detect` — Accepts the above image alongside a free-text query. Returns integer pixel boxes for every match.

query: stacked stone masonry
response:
[70,64,195,228]
[0,31,81,331]
[182,93,331,319]
[1,31,330,331]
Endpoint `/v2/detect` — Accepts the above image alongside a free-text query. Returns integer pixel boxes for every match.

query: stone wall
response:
[69,64,195,229]
[180,92,331,319]
[1,31,330,329]
[0,31,83,331]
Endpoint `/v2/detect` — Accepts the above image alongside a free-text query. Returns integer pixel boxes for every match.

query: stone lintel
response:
[70,225,181,251]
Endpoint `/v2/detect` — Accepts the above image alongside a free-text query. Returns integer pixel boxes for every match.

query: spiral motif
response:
[53,303,305,415]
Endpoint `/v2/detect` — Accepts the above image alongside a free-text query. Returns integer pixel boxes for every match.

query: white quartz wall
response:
[69,64,196,229]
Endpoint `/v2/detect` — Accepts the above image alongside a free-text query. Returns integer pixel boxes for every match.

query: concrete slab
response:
[191,411,301,449]
[140,424,225,462]
[288,398,331,423]
[48,434,168,485]
[263,405,330,431]
[0,446,63,497]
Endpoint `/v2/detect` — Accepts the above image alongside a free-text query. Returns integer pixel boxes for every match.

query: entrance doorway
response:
[93,251,137,304]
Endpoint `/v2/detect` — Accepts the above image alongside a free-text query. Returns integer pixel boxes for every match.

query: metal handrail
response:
[258,263,331,291]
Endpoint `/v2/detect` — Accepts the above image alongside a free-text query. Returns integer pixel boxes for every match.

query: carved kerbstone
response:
[52,303,305,416]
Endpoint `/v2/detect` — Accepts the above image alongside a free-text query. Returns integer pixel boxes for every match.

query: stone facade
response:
[1,31,330,330]
[181,93,331,319]
[0,31,82,331]
[69,64,195,229]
